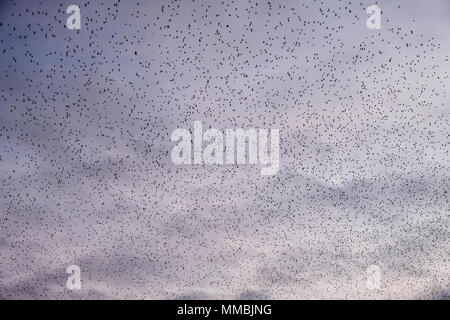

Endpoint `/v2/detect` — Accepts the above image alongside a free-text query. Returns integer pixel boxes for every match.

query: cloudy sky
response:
[0,0,449,299]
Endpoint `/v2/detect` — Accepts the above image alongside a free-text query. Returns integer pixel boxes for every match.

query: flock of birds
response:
[0,0,448,299]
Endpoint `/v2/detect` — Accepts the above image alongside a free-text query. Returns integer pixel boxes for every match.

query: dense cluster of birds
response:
[0,0,448,299]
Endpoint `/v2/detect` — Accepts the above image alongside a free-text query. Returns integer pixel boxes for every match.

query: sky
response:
[0,0,449,299]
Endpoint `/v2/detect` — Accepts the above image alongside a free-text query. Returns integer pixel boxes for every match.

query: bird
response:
[0,0,448,300]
